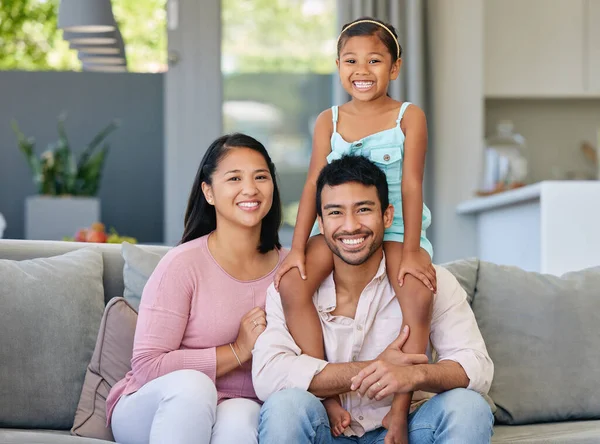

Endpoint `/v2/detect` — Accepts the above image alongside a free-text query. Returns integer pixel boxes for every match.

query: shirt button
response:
[352,356,357,361]
[357,325,363,331]
[355,142,363,147]
[383,154,391,161]
[359,416,364,421]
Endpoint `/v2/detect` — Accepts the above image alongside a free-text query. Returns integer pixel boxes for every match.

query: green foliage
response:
[0,0,166,72]
[12,115,119,196]
[0,0,79,70]
[222,0,337,74]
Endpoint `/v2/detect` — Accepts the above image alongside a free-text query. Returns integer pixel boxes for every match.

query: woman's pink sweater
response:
[106,234,285,423]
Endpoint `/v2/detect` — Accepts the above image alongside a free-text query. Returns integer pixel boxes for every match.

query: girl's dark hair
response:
[337,17,402,63]
[180,133,282,253]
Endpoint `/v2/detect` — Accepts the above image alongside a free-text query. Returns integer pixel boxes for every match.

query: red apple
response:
[75,229,88,242]
[87,230,107,243]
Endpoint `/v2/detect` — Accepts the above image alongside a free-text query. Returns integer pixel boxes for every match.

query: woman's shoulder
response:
[155,235,211,273]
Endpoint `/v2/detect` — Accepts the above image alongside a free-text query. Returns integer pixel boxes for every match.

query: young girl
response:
[274,17,437,441]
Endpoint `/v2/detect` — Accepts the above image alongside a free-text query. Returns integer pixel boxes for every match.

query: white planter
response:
[25,196,100,240]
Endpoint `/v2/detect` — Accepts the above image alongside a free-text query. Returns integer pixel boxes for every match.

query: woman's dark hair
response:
[180,133,282,253]
[316,155,389,217]
[337,17,402,63]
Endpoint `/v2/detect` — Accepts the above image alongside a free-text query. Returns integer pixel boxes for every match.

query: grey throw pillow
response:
[472,262,600,425]
[121,242,166,311]
[0,248,105,429]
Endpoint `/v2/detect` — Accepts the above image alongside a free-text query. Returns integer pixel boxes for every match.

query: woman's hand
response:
[273,248,306,291]
[397,249,436,292]
[233,307,267,363]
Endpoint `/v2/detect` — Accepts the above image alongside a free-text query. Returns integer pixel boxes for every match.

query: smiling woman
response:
[107,133,286,444]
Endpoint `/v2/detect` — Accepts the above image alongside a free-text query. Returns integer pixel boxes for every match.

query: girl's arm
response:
[290,109,334,252]
[273,109,334,359]
[401,105,427,255]
[400,105,436,291]
[274,109,333,285]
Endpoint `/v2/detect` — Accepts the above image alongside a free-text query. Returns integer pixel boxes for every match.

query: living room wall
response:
[0,70,164,242]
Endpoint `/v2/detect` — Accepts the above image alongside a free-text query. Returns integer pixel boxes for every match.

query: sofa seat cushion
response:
[0,429,113,443]
[493,420,600,443]
[0,249,106,430]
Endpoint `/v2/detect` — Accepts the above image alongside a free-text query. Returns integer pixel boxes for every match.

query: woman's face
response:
[202,147,274,231]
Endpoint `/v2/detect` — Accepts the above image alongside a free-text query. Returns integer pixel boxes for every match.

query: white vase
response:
[25,196,100,240]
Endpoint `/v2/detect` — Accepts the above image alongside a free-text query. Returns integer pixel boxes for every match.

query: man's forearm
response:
[414,361,470,393]
[308,361,371,398]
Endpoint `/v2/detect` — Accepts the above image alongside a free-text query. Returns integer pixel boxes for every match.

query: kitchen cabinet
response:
[456,181,600,275]
[587,0,600,93]
[485,0,589,97]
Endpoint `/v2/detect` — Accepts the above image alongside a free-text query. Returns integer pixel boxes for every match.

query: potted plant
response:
[12,114,119,240]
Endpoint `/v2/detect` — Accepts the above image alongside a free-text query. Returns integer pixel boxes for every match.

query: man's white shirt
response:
[252,258,493,437]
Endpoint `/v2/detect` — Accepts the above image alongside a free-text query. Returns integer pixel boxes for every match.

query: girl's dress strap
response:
[396,102,412,125]
[331,106,338,132]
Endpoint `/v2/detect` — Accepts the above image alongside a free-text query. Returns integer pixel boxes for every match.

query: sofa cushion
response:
[493,420,600,443]
[442,258,479,305]
[71,297,137,441]
[0,249,105,430]
[472,262,600,425]
[0,428,113,443]
[121,242,165,310]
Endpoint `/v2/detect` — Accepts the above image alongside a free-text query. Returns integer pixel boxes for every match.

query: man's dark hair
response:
[316,155,389,217]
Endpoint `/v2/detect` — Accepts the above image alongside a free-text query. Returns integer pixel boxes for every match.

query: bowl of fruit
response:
[65,222,137,244]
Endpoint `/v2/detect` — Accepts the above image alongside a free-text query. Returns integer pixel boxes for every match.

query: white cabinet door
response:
[485,0,586,97]
[587,0,600,93]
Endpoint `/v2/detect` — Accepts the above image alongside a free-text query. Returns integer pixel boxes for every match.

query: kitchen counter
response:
[456,181,600,275]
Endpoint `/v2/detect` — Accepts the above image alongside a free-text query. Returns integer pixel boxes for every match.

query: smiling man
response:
[252,155,494,444]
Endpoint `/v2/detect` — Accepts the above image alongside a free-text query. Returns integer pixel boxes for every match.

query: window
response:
[222,0,337,239]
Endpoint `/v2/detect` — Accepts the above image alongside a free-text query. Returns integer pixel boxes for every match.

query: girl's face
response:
[337,34,401,102]
[202,147,274,231]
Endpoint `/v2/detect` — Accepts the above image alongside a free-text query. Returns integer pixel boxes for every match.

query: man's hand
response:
[377,325,429,367]
[350,326,428,400]
[353,363,420,400]
[383,409,409,444]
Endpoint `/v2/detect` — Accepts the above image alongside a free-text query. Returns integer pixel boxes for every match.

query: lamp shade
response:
[71,27,125,57]
[58,0,116,33]
[62,30,116,45]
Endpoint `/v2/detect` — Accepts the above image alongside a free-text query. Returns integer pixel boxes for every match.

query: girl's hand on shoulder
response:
[274,248,307,290]
[397,250,436,292]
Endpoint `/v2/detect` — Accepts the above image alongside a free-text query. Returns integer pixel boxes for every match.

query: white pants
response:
[111,369,260,444]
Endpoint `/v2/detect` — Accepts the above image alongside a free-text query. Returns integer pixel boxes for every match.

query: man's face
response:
[317,182,393,265]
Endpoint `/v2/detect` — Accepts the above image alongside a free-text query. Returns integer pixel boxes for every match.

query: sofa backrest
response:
[0,239,169,304]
